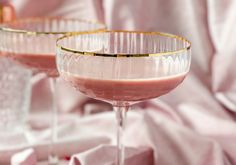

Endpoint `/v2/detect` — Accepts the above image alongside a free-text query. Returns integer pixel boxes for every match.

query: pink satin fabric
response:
[3,0,236,164]
[69,145,154,165]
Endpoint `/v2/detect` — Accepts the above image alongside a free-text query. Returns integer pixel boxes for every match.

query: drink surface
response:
[62,72,186,103]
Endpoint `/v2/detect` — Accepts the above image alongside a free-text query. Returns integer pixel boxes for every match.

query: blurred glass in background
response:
[0,58,32,136]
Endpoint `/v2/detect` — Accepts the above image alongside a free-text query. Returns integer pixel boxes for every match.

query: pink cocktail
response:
[0,52,57,77]
[11,53,57,77]
[56,31,191,165]
[0,18,105,77]
[63,73,186,102]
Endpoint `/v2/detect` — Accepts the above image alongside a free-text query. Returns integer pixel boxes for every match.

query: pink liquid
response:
[63,73,186,103]
[7,53,58,77]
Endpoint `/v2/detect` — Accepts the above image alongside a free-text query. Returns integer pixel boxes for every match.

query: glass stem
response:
[48,78,58,164]
[114,105,129,165]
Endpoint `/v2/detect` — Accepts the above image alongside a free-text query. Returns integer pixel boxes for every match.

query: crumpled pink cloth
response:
[0,113,111,164]
[4,0,236,164]
[6,108,235,164]
[69,145,153,165]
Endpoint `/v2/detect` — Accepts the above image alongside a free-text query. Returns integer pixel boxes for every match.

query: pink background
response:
[4,0,236,164]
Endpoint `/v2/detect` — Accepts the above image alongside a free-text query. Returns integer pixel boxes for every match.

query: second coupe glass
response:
[0,17,105,164]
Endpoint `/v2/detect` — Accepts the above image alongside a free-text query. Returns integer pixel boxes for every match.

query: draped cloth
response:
[2,0,236,164]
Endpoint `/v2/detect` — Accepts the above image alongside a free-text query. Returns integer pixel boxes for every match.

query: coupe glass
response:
[0,18,105,164]
[56,31,191,165]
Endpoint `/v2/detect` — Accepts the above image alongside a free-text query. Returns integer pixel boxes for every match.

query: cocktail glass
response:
[0,17,105,164]
[56,31,191,165]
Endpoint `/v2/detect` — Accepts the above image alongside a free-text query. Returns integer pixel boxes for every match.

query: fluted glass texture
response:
[0,18,106,77]
[57,31,191,103]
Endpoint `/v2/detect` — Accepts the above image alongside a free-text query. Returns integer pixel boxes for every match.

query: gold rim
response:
[0,17,106,35]
[56,30,191,57]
